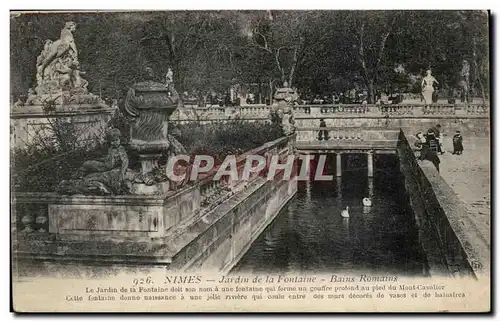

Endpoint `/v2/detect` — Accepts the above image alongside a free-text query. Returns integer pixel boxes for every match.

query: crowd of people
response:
[415,124,464,172]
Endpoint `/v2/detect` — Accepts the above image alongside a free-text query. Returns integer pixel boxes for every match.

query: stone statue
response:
[36,40,53,85]
[13,97,25,109]
[269,86,297,135]
[421,69,439,105]
[460,60,471,103]
[53,57,88,92]
[57,128,136,195]
[29,21,99,106]
[461,60,471,84]
[37,21,78,79]
[24,88,41,105]
[123,67,188,195]
[165,67,173,88]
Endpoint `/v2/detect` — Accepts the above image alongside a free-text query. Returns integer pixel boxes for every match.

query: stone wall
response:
[10,106,116,149]
[167,176,297,274]
[170,104,490,137]
[396,131,489,279]
[295,127,400,142]
[296,116,490,137]
[12,135,297,275]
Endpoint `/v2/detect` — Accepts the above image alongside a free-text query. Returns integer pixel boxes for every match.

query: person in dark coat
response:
[452,131,464,155]
[317,118,329,141]
[416,132,441,172]
[429,124,444,154]
[421,141,441,172]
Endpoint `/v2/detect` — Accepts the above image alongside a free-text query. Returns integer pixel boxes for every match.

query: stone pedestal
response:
[124,74,181,195]
[10,104,116,150]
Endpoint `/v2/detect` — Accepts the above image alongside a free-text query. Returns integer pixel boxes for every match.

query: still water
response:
[231,155,427,276]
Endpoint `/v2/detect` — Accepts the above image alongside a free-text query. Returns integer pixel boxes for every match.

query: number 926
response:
[132,276,153,286]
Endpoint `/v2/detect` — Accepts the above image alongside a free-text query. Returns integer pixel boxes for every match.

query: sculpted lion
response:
[38,21,78,78]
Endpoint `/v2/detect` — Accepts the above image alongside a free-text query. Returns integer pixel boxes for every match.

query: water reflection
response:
[231,163,427,276]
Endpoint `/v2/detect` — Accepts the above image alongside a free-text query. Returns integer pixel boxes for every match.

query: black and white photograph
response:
[9,9,491,312]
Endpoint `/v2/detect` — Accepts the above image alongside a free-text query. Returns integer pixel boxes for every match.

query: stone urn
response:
[124,67,180,194]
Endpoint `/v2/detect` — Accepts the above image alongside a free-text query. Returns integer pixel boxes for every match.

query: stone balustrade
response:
[14,202,50,234]
[296,127,400,143]
[379,104,415,115]
[171,103,489,124]
[422,104,456,115]
[466,104,489,115]
[12,134,296,243]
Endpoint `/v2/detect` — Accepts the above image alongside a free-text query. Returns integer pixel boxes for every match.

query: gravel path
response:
[438,136,490,245]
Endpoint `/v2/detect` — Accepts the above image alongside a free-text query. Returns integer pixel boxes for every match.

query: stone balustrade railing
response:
[465,104,490,114]
[196,135,294,210]
[12,134,296,237]
[296,127,400,142]
[422,104,456,115]
[293,103,489,116]
[15,202,50,234]
[171,103,489,124]
[293,104,371,114]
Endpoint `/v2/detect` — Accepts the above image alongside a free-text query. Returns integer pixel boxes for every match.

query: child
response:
[452,131,464,155]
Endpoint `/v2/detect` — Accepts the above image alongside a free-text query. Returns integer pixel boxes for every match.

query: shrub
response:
[170,120,283,163]
[11,117,108,192]
[12,114,283,192]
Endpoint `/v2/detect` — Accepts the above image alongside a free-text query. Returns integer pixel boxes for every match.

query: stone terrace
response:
[438,136,490,246]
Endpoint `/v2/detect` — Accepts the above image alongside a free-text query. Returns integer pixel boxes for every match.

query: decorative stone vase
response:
[124,70,181,195]
[21,214,34,233]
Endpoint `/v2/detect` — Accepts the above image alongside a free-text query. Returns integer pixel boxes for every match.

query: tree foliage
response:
[10,10,490,103]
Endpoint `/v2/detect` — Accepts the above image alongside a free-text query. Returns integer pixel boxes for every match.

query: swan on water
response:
[341,206,350,218]
[363,197,372,207]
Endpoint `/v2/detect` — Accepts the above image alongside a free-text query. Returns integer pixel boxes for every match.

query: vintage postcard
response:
[10,10,490,312]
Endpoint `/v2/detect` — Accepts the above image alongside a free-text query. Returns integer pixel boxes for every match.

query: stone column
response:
[336,153,342,177]
[367,152,374,178]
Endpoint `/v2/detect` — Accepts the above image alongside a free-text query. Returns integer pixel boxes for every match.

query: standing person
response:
[417,132,441,172]
[318,118,329,141]
[165,67,173,87]
[452,131,464,155]
[430,124,444,154]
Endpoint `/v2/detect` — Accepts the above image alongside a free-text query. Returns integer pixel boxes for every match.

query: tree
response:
[10,10,490,106]
[337,11,399,103]
[250,10,324,88]
[135,11,243,106]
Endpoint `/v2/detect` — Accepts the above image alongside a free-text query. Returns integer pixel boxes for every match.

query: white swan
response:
[341,206,350,218]
[363,197,372,207]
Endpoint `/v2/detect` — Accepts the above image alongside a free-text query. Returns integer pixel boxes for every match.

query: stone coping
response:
[171,115,489,122]
[294,114,489,119]
[13,175,288,266]
[197,103,490,108]
[295,141,397,150]
[296,127,401,131]
[162,177,269,260]
[10,106,116,119]
[194,135,294,185]
[415,150,490,278]
[12,134,295,203]
[12,192,167,206]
